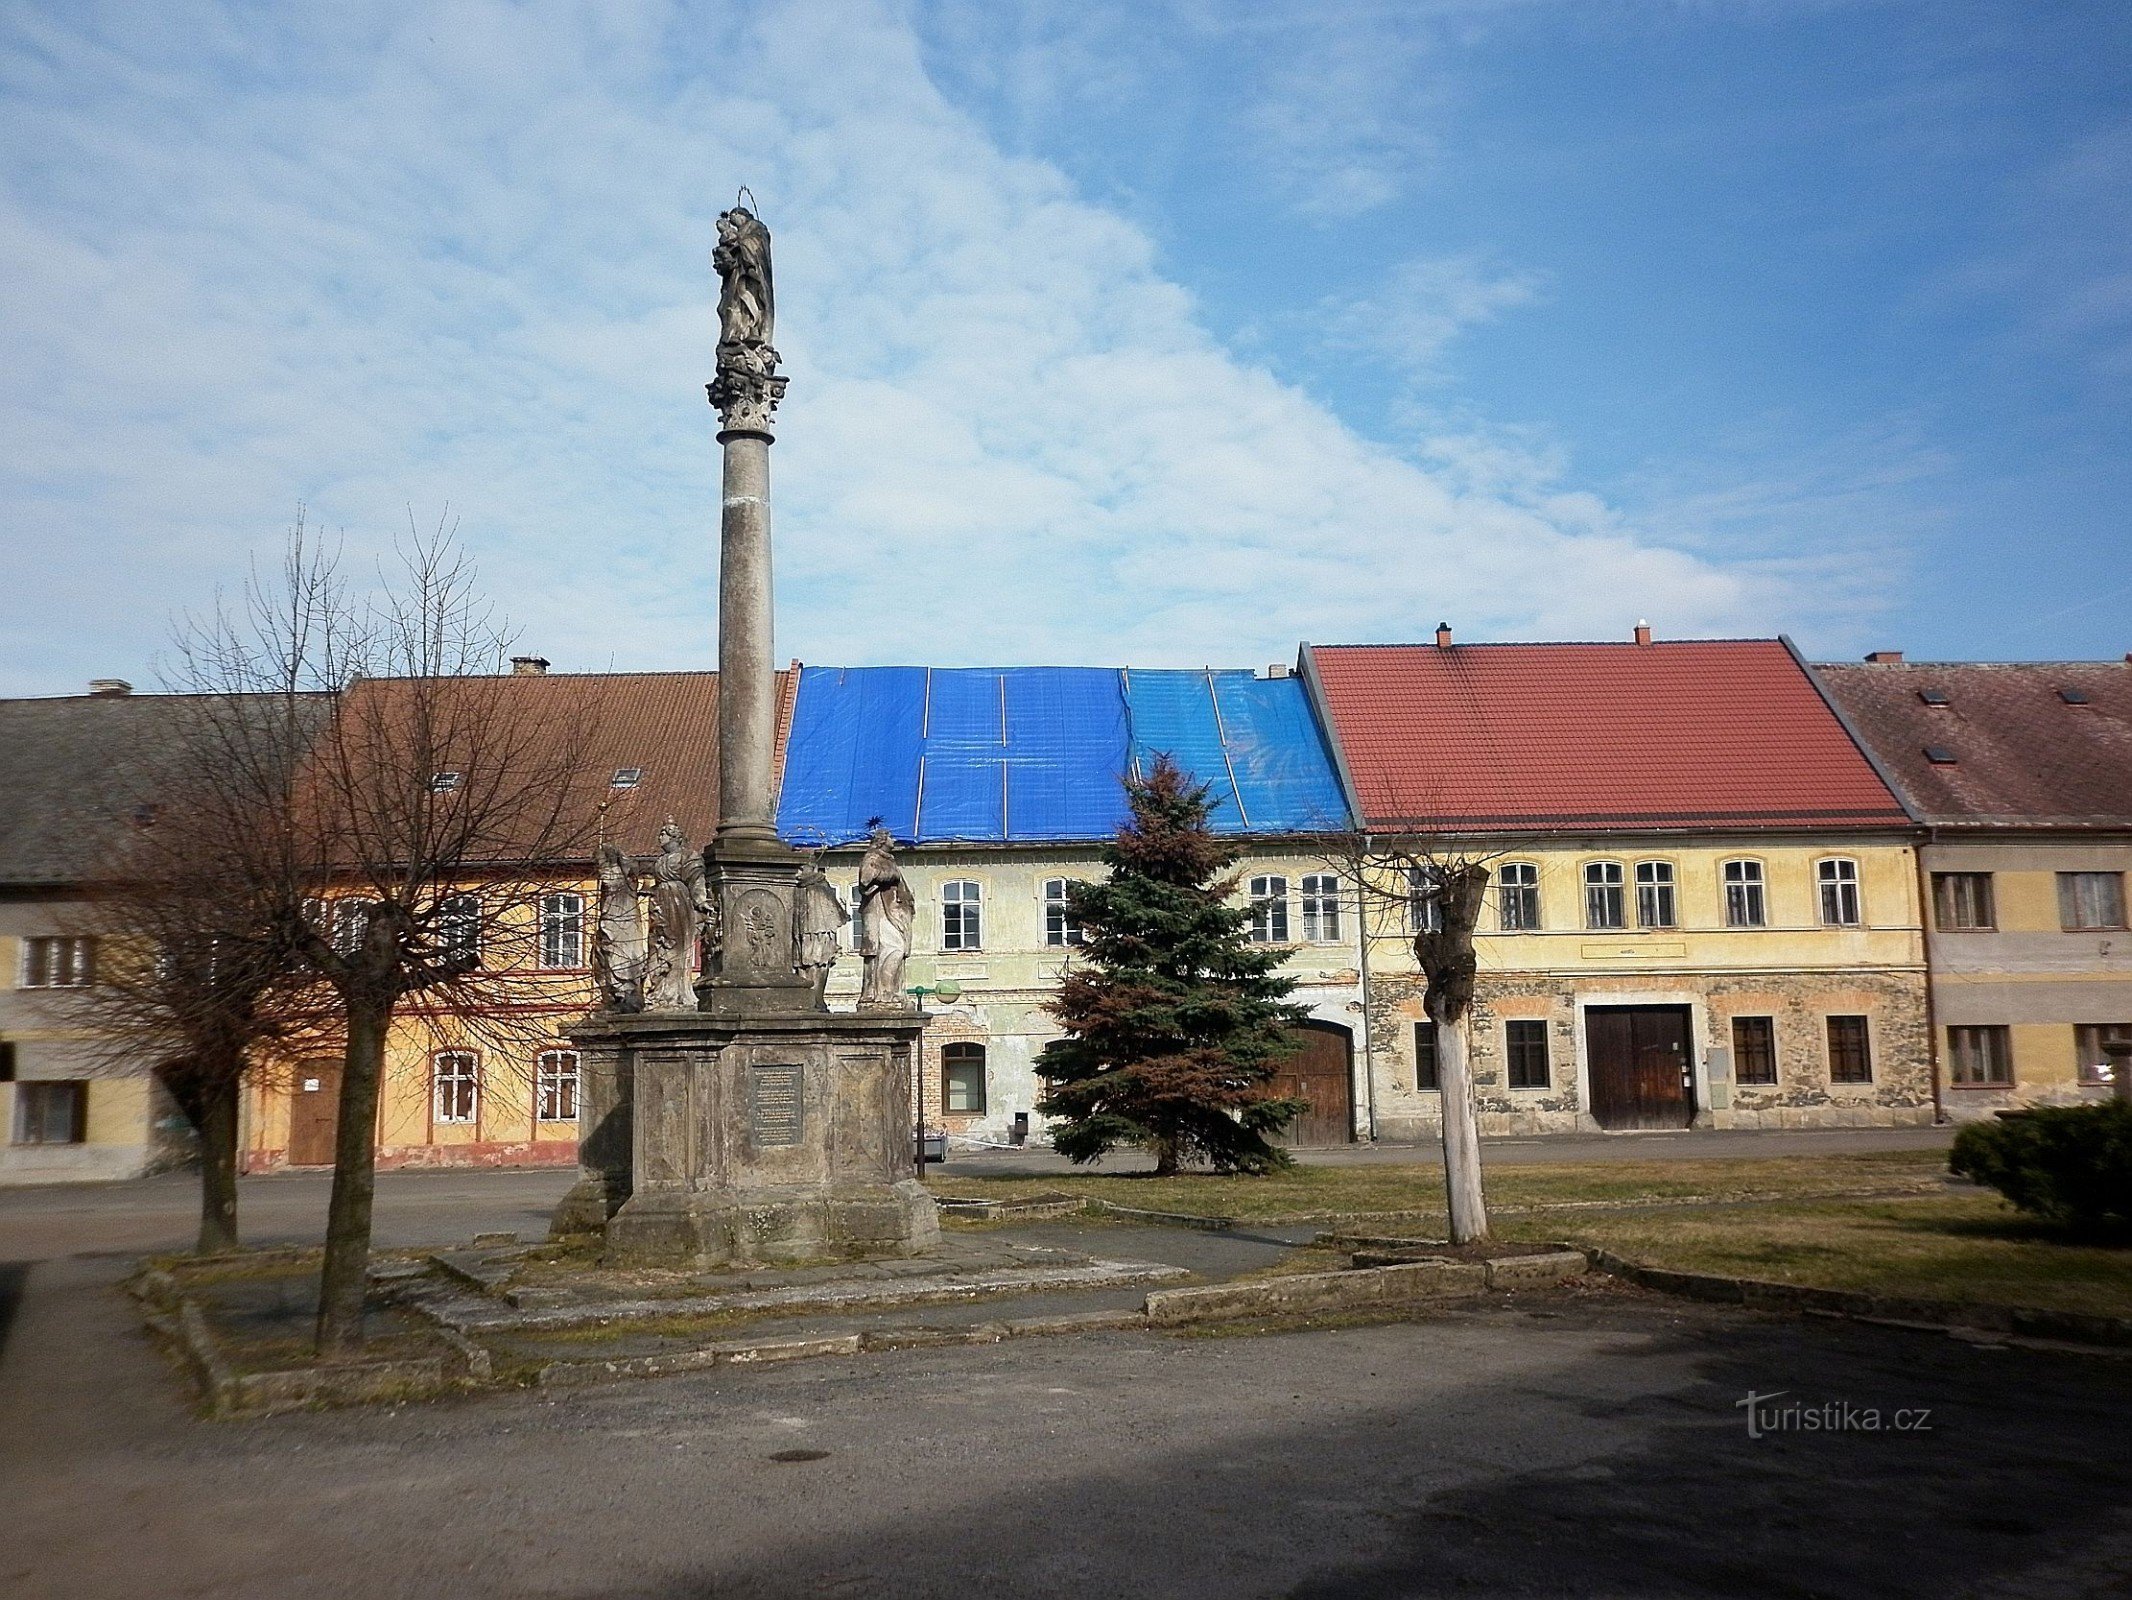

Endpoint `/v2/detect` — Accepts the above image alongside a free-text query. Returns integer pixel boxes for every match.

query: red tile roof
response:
[1815,661,2132,828]
[1305,639,1910,834]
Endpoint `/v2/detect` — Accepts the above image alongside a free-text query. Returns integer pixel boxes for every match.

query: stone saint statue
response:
[793,853,845,1008]
[707,202,787,434]
[856,825,915,1010]
[713,206,774,353]
[592,843,646,1013]
[643,820,712,1012]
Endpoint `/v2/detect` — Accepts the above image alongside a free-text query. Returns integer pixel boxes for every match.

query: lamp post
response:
[907,981,963,1174]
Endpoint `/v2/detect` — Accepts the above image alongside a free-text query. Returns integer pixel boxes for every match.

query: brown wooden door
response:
[287,1058,342,1166]
[1269,1022,1355,1146]
[1585,1007,1694,1130]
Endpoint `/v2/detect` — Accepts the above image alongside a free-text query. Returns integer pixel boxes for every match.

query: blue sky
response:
[2,1,2127,696]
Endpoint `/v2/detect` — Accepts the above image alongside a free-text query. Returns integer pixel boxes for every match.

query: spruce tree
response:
[1036,756,1309,1176]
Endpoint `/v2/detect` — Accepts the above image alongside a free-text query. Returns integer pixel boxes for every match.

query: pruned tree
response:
[1324,830,1506,1244]
[1035,757,1308,1177]
[161,511,597,1358]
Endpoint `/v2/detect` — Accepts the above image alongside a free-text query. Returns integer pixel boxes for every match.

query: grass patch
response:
[926,1149,1947,1222]
[1502,1192,2132,1321]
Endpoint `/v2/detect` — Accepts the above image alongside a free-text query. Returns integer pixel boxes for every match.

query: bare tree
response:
[156,511,596,1357]
[1326,830,1507,1244]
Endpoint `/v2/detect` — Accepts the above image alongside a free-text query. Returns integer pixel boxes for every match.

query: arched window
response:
[1248,875,1290,943]
[941,1041,987,1115]
[1300,874,1342,942]
[1817,858,1862,927]
[942,880,982,950]
[1583,862,1625,930]
[1405,866,1442,934]
[1722,859,1766,928]
[1634,861,1676,929]
[1496,863,1540,931]
[433,1051,480,1124]
[1043,878,1085,947]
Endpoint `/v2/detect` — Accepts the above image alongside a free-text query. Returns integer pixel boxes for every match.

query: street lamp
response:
[907,981,962,1175]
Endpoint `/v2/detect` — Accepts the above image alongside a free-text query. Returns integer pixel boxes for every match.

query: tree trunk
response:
[1153,1136,1181,1178]
[316,994,389,1360]
[196,1071,241,1256]
[1435,1017,1490,1244]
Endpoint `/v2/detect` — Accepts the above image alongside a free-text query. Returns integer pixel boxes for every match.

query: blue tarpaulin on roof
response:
[776,666,1351,845]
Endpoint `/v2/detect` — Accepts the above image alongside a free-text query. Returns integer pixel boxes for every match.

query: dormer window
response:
[1918,688,1950,706]
[2059,687,2091,705]
[610,767,643,790]
[429,771,462,794]
[1924,746,1958,765]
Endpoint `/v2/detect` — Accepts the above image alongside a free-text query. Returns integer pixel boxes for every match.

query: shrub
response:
[1950,1102,2132,1235]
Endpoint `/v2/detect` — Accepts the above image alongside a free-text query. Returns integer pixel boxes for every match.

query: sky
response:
[1,0,2127,696]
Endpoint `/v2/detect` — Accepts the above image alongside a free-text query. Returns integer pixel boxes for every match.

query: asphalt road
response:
[7,1130,2130,1600]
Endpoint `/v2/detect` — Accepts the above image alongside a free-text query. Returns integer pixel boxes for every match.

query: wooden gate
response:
[287,1057,342,1167]
[1585,1007,1694,1130]
[1269,1022,1354,1146]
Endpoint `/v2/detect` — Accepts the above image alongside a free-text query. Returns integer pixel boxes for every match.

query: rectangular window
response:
[536,1050,580,1122]
[1497,862,1541,932]
[1584,862,1625,930]
[1946,1025,2013,1088]
[1248,875,1290,943]
[942,880,983,951]
[331,899,374,958]
[2075,1023,2132,1088]
[1722,860,1766,928]
[1413,1022,1440,1091]
[1826,1016,1873,1084]
[1817,859,1862,927]
[1931,872,1996,932]
[539,892,585,969]
[1504,1019,1550,1090]
[12,1081,86,1144]
[1732,1016,1777,1086]
[439,893,481,965]
[20,936,95,988]
[942,1042,987,1115]
[1300,874,1342,943]
[1634,861,1677,929]
[2058,872,2127,931]
[1406,866,1442,935]
[433,1052,480,1124]
[1042,878,1085,947]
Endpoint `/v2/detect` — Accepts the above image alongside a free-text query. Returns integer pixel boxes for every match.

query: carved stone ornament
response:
[708,204,788,435]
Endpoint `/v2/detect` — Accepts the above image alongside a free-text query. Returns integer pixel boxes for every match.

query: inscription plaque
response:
[750,1063,804,1147]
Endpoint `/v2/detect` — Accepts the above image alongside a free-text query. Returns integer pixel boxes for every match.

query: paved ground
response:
[10,1129,2132,1600]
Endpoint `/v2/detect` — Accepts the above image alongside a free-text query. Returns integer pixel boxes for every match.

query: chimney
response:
[510,655,550,677]
[1263,663,1291,679]
[87,679,132,697]
[1865,651,1904,664]
[1633,620,1652,647]
[1434,622,1453,649]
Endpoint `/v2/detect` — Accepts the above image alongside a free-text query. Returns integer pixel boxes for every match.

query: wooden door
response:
[1269,1022,1355,1146]
[1585,1007,1694,1130]
[287,1058,342,1166]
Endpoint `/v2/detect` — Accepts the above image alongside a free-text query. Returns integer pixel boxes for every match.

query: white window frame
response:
[539,891,586,969]
[20,935,95,988]
[1634,860,1677,929]
[1042,878,1085,948]
[432,1051,480,1125]
[439,893,481,966]
[1405,866,1442,935]
[331,900,375,958]
[1496,862,1540,932]
[1584,861,1626,930]
[536,1049,580,1123]
[1817,858,1862,927]
[942,880,982,951]
[1248,875,1291,943]
[1300,874,1342,943]
[1722,859,1766,928]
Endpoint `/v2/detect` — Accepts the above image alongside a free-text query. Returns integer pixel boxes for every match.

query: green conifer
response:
[1035,756,1308,1176]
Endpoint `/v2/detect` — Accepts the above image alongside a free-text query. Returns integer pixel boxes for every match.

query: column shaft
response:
[717,431,777,842]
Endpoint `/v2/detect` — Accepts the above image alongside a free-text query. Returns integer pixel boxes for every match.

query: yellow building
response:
[1305,635,1934,1134]
[1820,656,2132,1116]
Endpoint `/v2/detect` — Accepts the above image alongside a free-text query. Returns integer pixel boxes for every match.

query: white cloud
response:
[1331,253,1547,381]
[0,0,1794,696]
